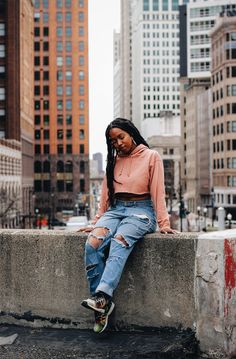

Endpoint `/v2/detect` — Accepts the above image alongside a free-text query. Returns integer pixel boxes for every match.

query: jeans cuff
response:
[96,282,113,297]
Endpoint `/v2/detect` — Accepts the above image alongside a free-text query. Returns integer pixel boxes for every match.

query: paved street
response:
[0,325,200,359]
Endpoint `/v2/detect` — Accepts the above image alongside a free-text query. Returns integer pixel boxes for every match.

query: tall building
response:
[0,0,34,228]
[179,0,236,212]
[113,30,121,118]
[33,0,89,220]
[92,152,103,174]
[210,10,236,217]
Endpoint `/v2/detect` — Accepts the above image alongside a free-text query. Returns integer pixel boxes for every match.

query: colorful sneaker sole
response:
[81,299,105,313]
[93,301,115,334]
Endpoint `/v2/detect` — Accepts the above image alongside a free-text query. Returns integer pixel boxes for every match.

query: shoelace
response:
[95,295,106,308]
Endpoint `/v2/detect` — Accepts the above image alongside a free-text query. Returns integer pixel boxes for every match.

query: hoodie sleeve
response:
[149,153,170,231]
[91,176,109,224]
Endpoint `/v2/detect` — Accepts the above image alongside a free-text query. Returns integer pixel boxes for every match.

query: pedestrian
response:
[79,118,175,333]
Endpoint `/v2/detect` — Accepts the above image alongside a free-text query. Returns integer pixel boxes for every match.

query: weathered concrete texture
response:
[0,325,199,359]
[0,230,197,332]
[196,230,236,359]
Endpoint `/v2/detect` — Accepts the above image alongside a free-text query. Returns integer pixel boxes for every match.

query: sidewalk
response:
[0,325,200,359]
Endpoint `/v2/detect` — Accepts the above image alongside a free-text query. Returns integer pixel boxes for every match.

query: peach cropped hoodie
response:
[94,144,170,231]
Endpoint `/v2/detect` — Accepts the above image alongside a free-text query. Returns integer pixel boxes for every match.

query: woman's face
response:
[109,127,136,155]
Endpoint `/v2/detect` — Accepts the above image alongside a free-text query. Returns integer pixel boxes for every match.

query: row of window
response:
[34,179,76,193]
[143,32,179,38]
[35,129,85,140]
[34,70,85,81]
[35,144,85,155]
[143,50,179,56]
[143,23,179,29]
[34,99,85,111]
[34,55,85,67]
[35,0,84,9]
[143,13,179,21]
[143,59,179,66]
[143,41,179,47]
[34,160,85,173]
[213,139,236,153]
[143,112,179,118]
[143,85,179,92]
[143,0,179,12]
[213,103,236,119]
[34,85,85,96]
[144,94,180,100]
[35,11,84,23]
[143,77,179,84]
[35,114,85,126]
[35,40,85,53]
[144,103,180,110]
[190,4,236,19]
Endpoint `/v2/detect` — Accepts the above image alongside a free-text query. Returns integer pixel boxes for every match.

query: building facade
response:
[33,0,89,220]
[210,11,236,217]
[0,0,34,228]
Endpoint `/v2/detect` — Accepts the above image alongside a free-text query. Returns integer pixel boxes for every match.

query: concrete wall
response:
[0,229,235,358]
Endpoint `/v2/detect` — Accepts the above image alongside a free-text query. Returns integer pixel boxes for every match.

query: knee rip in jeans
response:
[87,227,109,249]
[115,234,129,247]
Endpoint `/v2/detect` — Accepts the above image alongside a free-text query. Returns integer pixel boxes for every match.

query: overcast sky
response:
[88,0,120,168]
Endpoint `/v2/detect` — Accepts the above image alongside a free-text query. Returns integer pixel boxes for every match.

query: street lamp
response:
[197,206,201,232]
[211,188,215,227]
[227,213,232,229]
[35,208,39,229]
[203,207,207,232]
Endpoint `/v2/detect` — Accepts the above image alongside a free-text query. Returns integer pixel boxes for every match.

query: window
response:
[34,27,40,37]
[143,0,149,11]
[35,115,40,125]
[44,115,50,125]
[66,27,72,37]
[66,86,72,96]
[56,12,63,22]
[65,0,71,8]
[80,129,84,139]
[35,145,41,154]
[80,179,85,192]
[57,180,64,192]
[35,71,40,81]
[80,161,85,173]
[79,70,84,80]
[57,115,63,125]
[34,42,40,51]
[65,12,71,22]
[43,13,49,23]
[34,181,42,192]
[79,41,84,51]
[66,41,71,52]
[57,70,63,80]
[43,180,51,192]
[43,27,49,36]
[34,86,40,96]
[172,0,178,11]
[57,41,63,52]
[57,100,63,110]
[163,0,168,11]
[66,100,72,110]
[66,129,72,139]
[66,56,72,66]
[79,85,84,95]
[44,130,49,140]
[79,115,85,124]
[43,57,49,66]
[66,115,72,125]
[43,100,49,110]
[57,0,62,8]
[34,161,42,173]
[57,145,63,154]
[79,0,84,7]
[79,100,84,109]
[34,56,40,66]
[57,130,63,139]
[79,26,84,36]
[43,71,49,80]
[66,181,73,192]
[57,86,63,96]
[66,145,72,154]
[80,144,84,153]
[43,161,50,173]
[43,0,48,8]
[66,71,72,80]
[79,12,84,22]
[57,57,63,66]
[153,0,158,11]
[35,130,41,140]
[44,145,50,154]
[43,86,49,95]
[0,66,5,79]
[79,56,84,65]
[57,27,63,37]
[35,101,40,110]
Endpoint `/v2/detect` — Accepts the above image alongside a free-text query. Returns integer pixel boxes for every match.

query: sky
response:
[88,0,120,168]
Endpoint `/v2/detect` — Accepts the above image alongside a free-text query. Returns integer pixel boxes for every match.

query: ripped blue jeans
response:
[85,199,156,297]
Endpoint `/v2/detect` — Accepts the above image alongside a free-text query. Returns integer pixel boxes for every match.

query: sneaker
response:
[93,302,115,333]
[81,294,114,314]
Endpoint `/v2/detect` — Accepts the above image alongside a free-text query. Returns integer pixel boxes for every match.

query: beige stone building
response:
[180,79,212,213]
[210,12,236,217]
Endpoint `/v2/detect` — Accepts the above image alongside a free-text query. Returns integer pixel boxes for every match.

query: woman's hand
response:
[78,226,94,233]
[160,227,179,234]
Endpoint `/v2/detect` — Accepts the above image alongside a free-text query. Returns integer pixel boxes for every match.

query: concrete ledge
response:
[0,229,236,357]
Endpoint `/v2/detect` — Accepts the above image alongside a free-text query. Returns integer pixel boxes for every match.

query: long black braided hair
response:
[105,118,149,207]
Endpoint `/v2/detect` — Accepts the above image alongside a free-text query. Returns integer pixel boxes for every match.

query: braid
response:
[105,118,149,207]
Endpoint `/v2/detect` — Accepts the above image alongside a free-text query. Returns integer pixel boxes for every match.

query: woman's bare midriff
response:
[114,192,150,201]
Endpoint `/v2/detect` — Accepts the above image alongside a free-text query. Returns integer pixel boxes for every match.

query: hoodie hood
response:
[117,144,148,177]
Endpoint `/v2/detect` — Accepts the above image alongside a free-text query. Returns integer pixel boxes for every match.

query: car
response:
[50,218,66,227]
[66,216,88,231]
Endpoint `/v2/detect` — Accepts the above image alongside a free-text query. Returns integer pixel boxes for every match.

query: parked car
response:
[66,216,88,231]
[50,218,66,227]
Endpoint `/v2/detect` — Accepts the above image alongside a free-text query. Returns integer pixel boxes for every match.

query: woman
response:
[80,118,175,333]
